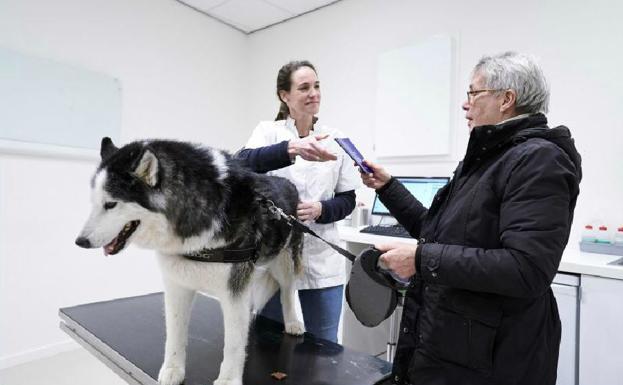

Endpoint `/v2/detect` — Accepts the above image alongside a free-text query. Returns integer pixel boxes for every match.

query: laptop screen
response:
[371,177,450,216]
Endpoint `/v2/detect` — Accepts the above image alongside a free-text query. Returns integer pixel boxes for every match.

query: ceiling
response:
[176,0,343,34]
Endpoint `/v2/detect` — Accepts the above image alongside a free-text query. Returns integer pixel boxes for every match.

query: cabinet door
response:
[552,283,578,385]
[579,275,623,385]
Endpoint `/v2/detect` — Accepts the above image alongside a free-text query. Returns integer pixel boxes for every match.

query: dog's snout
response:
[75,237,92,248]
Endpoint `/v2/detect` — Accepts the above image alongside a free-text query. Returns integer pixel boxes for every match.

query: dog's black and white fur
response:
[76,138,304,385]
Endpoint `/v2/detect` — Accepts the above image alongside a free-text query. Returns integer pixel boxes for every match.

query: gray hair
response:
[473,52,550,114]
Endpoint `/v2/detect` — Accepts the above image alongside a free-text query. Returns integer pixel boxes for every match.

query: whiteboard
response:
[0,47,121,154]
[374,36,452,157]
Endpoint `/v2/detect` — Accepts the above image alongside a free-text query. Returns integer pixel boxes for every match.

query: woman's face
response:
[280,66,321,119]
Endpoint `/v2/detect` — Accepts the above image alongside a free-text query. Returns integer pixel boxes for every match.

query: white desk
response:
[338,226,417,362]
[338,224,623,279]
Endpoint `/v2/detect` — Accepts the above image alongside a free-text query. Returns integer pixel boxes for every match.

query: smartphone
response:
[334,137,373,174]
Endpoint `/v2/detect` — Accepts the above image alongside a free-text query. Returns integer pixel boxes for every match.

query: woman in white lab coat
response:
[236,61,360,342]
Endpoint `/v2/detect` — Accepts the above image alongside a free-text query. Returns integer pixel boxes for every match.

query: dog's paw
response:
[284,320,305,335]
[213,377,243,385]
[158,365,185,385]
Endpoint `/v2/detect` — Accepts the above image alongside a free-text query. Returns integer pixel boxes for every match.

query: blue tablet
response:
[334,137,372,174]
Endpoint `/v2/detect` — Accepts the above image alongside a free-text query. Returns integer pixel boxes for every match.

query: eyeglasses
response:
[466,89,503,103]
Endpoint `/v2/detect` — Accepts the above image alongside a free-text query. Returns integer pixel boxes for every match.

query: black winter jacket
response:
[378,114,582,385]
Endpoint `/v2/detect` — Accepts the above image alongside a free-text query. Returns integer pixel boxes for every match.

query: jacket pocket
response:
[420,291,502,374]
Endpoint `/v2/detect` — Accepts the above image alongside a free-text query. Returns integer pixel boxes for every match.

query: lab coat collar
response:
[285,116,319,137]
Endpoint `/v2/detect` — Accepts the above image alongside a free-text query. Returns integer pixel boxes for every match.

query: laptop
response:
[360,176,450,237]
[372,176,450,214]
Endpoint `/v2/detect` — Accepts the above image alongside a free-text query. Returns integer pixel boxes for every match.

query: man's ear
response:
[100,137,118,160]
[500,89,517,113]
[132,149,159,187]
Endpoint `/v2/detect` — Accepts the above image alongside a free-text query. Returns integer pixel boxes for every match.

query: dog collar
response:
[182,247,257,263]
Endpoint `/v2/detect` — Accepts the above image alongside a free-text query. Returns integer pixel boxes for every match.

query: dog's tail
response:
[250,269,279,314]
[290,229,304,275]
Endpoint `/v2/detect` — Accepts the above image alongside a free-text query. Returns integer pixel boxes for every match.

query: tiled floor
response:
[0,348,126,385]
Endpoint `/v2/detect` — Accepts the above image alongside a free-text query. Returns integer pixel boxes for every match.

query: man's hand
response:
[297,201,322,222]
[288,134,337,162]
[375,243,418,280]
[360,160,392,190]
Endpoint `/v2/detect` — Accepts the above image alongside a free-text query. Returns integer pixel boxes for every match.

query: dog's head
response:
[75,137,165,255]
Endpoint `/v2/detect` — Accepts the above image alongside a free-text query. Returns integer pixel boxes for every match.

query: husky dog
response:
[75,138,304,385]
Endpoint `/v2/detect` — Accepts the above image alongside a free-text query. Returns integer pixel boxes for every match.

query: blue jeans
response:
[260,285,344,343]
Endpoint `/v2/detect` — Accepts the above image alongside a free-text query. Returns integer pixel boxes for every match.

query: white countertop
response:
[338,226,623,280]
[558,247,623,280]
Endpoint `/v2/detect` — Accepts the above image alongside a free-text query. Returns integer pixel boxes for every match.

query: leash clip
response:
[266,199,295,225]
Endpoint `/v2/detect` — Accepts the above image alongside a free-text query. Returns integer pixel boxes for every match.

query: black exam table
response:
[59,292,391,385]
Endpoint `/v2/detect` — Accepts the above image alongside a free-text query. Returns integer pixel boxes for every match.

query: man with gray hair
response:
[465,51,551,128]
[360,52,582,384]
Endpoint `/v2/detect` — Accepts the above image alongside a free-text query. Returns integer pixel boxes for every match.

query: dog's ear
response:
[132,149,159,187]
[100,137,118,160]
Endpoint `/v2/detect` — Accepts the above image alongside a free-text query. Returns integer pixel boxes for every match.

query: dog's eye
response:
[104,202,118,210]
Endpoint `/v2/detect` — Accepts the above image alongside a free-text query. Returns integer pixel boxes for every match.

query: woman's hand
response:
[359,160,392,190]
[375,243,418,280]
[288,134,337,162]
[297,201,322,222]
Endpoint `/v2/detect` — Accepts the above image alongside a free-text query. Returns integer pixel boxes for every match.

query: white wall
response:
[245,0,623,235]
[0,0,248,368]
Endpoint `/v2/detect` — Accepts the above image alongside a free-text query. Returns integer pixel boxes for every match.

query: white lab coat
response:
[245,117,361,289]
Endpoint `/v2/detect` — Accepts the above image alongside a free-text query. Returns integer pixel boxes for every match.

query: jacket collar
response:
[462,113,548,172]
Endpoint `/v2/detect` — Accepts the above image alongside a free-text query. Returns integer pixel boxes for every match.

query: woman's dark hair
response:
[275,60,317,121]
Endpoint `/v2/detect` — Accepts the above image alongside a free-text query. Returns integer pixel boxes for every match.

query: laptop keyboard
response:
[359,224,412,238]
